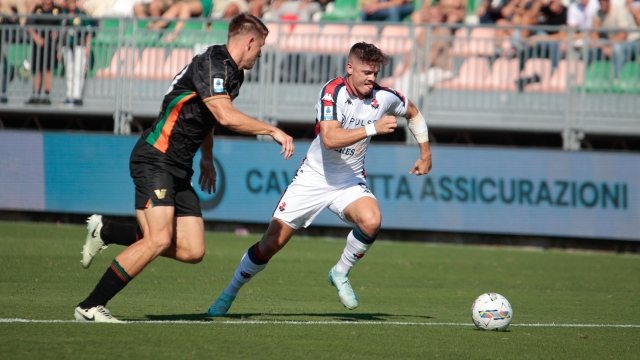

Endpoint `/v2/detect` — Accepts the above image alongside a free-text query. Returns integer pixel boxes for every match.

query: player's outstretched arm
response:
[206,98,295,160]
[199,130,217,194]
[404,100,432,176]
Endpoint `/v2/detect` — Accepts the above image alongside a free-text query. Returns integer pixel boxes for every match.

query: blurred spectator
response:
[567,0,599,30]
[61,0,91,106]
[82,0,140,18]
[210,0,250,19]
[522,0,567,68]
[133,0,175,18]
[590,0,639,79]
[262,0,323,22]
[476,0,513,24]
[147,0,212,42]
[0,0,41,25]
[0,10,20,103]
[380,6,453,95]
[626,0,640,25]
[362,0,414,22]
[493,0,538,39]
[26,0,63,105]
[411,0,466,24]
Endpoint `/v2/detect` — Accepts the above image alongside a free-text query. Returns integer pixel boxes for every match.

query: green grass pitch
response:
[1,221,639,359]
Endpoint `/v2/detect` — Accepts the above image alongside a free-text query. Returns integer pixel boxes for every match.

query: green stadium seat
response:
[6,44,30,68]
[93,19,121,46]
[321,0,361,22]
[209,21,228,45]
[584,61,615,94]
[618,61,640,94]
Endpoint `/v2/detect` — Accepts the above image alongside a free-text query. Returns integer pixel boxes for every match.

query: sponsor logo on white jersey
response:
[322,93,333,103]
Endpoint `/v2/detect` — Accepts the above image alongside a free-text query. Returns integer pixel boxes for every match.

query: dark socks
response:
[78,259,132,309]
[101,217,142,246]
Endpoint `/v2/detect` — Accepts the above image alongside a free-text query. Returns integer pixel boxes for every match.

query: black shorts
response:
[130,161,202,217]
[31,41,56,73]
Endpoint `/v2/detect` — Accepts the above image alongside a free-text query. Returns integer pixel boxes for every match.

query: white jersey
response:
[304,76,408,187]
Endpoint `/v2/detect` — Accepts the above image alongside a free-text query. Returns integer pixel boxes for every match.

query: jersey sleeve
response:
[381,87,409,117]
[191,52,231,102]
[316,83,344,122]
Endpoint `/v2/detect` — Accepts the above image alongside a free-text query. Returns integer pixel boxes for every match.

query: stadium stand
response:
[1,6,639,150]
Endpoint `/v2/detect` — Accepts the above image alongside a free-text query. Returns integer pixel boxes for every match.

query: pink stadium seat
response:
[453,27,497,57]
[318,24,350,53]
[526,60,585,93]
[521,59,552,92]
[349,24,378,44]
[96,48,139,79]
[134,48,166,80]
[162,48,194,80]
[379,25,411,55]
[285,23,320,52]
[435,57,491,90]
[485,58,519,91]
[265,22,283,49]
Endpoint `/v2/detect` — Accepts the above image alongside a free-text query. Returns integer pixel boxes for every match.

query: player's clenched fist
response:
[374,116,397,135]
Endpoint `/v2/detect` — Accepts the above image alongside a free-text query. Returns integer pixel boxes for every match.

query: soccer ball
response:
[471,293,513,331]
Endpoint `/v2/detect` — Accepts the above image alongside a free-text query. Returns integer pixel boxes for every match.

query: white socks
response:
[223,243,270,297]
[336,226,377,274]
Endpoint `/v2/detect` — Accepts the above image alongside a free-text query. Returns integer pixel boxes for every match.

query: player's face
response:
[346,59,380,99]
[244,35,265,70]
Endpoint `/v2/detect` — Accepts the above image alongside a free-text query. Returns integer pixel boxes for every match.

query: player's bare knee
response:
[145,232,173,253]
[357,212,381,236]
[184,249,205,264]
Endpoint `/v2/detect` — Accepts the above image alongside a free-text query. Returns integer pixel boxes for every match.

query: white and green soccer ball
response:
[471,293,513,331]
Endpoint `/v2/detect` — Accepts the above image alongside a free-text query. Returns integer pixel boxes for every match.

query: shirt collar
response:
[220,45,239,72]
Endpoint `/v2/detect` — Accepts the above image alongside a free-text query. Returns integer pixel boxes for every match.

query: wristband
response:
[365,123,377,137]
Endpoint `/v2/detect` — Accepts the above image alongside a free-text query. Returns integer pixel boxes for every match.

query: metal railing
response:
[1,17,639,149]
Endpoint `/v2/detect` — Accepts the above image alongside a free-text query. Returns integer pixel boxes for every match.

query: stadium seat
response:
[521,59,552,92]
[285,24,320,53]
[484,58,519,91]
[162,48,194,80]
[96,48,140,79]
[210,20,230,44]
[265,22,284,50]
[618,62,640,94]
[584,61,614,93]
[435,56,490,90]
[318,24,350,53]
[125,20,159,47]
[349,24,379,45]
[527,60,585,93]
[134,48,167,80]
[379,25,411,55]
[321,0,361,22]
[6,44,30,68]
[93,18,121,47]
[452,27,496,57]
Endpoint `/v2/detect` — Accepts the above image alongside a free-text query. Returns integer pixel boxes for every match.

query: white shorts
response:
[272,164,376,229]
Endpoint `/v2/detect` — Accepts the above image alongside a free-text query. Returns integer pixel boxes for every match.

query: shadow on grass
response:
[144,312,435,322]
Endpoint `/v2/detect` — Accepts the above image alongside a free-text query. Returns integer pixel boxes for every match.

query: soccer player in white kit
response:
[207,42,433,315]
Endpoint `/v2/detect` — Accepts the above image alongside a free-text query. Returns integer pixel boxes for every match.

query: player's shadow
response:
[144,312,434,322]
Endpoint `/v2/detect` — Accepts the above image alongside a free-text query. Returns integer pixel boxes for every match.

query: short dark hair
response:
[348,42,390,66]
[228,13,269,40]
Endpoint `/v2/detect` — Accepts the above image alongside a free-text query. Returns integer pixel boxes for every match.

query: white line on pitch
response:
[1,319,640,327]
